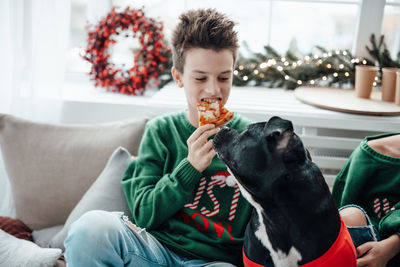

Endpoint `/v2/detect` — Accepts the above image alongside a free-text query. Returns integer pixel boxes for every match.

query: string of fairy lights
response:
[158,35,397,90]
[231,47,375,89]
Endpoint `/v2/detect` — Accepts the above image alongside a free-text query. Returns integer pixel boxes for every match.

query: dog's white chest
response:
[228,169,302,267]
[254,209,302,267]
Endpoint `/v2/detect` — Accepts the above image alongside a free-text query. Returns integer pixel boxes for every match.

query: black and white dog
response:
[213,116,356,267]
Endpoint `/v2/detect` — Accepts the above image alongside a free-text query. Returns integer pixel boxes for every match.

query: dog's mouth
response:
[215,150,231,170]
[215,151,225,165]
[212,126,232,151]
[215,150,256,196]
[213,127,259,195]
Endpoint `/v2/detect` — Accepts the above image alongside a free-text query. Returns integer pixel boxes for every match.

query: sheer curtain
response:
[0,0,71,217]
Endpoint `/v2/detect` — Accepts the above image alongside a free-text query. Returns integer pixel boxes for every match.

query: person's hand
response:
[357,235,400,267]
[356,241,391,267]
[187,124,220,173]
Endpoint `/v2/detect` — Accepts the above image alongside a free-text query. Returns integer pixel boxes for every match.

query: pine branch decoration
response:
[157,34,399,90]
[232,45,374,89]
[366,34,400,68]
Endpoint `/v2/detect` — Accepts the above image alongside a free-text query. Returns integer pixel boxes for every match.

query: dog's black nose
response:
[213,127,233,150]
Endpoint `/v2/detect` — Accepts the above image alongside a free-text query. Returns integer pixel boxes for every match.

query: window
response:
[67,0,89,73]
[65,0,399,80]
[269,1,358,54]
[382,0,400,56]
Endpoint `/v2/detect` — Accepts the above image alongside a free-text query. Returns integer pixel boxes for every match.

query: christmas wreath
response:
[82,7,170,95]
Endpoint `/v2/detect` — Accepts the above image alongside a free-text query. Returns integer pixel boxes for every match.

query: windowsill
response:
[62,73,400,132]
[62,72,158,106]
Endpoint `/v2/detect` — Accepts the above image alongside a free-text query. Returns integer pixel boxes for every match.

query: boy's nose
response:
[204,80,221,95]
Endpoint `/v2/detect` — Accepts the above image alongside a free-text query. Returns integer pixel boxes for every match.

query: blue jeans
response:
[64,210,236,267]
[340,205,381,248]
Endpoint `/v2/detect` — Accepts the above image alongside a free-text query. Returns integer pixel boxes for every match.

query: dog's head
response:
[213,116,311,201]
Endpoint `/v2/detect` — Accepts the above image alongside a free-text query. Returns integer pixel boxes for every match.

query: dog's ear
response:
[264,117,282,140]
[266,116,283,125]
[264,116,293,141]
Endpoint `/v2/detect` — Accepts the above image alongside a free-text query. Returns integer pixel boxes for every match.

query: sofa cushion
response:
[32,225,63,248]
[49,147,134,250]
[0,229,61,267]
[0,216,33,241]
[0,114,147,230]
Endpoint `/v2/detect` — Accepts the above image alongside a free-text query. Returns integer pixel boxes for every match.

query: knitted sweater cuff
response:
[171,158,202,190]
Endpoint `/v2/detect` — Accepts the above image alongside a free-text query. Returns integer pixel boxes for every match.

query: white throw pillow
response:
[0,229,61,267]
[48,147,134,250]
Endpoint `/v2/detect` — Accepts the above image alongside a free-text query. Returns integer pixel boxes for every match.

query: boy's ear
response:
[171,67,183,88]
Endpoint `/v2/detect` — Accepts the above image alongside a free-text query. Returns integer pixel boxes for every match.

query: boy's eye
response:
[194,76,230,82]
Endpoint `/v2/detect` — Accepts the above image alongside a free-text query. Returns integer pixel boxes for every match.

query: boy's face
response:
[172,48,234,127]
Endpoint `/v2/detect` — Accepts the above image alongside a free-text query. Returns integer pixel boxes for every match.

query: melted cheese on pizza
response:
[197,99,234,126]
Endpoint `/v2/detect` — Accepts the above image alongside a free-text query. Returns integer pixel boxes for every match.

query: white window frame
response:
[352,0,386,60]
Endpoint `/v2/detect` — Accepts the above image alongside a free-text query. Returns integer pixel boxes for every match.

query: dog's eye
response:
[232,161,238,169]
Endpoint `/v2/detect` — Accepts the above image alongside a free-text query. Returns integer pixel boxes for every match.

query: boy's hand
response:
[187,124,220,173]
[356,234,400,267]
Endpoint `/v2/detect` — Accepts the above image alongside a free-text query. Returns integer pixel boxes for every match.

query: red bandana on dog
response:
[243,217,357,267]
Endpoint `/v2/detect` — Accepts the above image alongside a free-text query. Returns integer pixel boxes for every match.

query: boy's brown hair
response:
[171,8,239,73]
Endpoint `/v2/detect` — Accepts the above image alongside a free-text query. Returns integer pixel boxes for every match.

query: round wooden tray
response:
[295,87,400,116]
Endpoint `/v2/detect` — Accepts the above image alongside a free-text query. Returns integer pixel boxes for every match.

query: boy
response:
[334,133,400,267]
[65,8,253,266]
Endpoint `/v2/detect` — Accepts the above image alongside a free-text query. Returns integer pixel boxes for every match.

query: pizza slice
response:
[196,99,234,127]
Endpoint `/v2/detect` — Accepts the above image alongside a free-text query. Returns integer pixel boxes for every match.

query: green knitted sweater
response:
[121,111,253,265]
[332,132,400,265]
